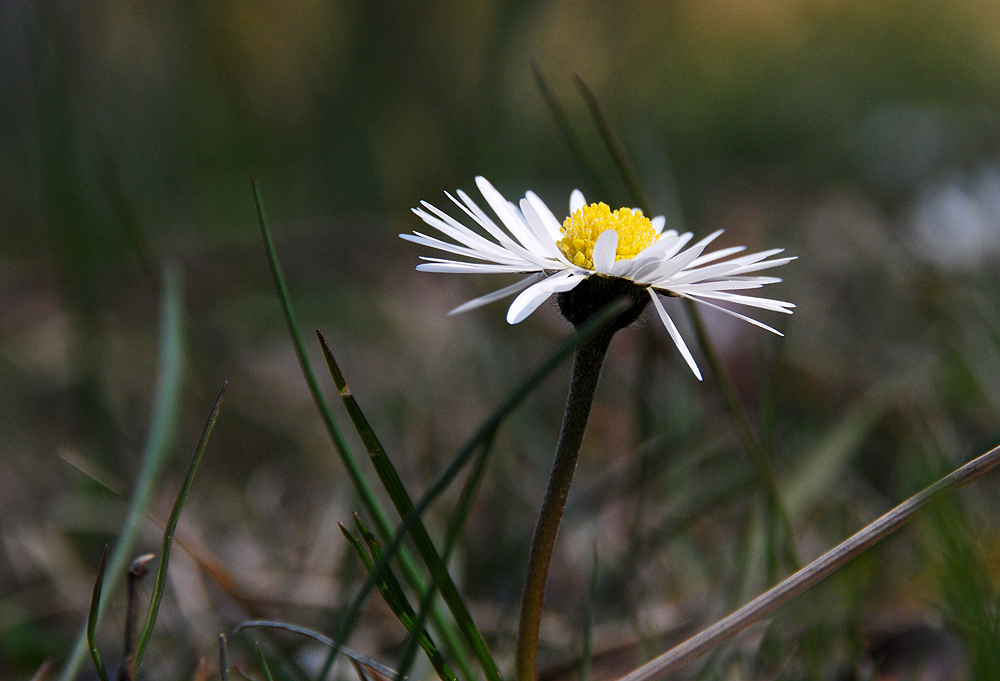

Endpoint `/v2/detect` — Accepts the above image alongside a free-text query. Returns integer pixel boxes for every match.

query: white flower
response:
[402,177,795,380]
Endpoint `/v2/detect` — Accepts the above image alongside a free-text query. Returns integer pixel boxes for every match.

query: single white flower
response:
[402,177,795,380]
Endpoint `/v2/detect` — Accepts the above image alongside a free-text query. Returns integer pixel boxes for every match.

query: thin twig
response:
[118,553,156,681]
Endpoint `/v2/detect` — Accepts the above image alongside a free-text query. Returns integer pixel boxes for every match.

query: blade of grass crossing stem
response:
[254,641,276,681]
[60,265,185,681]
[569,77,800,571]
[530,63,612,202]
[250,178,477,681]
[327,297,633,681]
[394,434,496,681]
[613,442,1000,681]
[86,545,111,681]
[342,518,457,681]
[132,382,227,671]
[581,545,598,681]
[316,330,496,681]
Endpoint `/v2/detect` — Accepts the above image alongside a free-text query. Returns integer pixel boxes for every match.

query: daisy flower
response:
[402,177,795,380]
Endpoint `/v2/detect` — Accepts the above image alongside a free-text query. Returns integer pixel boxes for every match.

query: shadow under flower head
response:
[402,177,795,380]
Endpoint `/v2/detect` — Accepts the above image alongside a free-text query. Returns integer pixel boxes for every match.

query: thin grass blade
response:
[253,641,276,681]
[394,434,495,681]
[341,518,458,681]
[350,516,422,627]
[251,178,476,681]
[317,329,494,681]
[132,381,227,670]
[614,441,1000,681]
[86,545,111,681]
[60,265,186,681]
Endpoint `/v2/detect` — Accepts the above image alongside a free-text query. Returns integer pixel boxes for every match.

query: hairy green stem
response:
[516,329,614,681]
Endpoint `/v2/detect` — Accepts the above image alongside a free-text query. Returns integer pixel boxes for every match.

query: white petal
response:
[476,177,550,256]
[689,245,746,268]
[520,197,570,262]
[643,237,717,282]
[570,189,586,214]
[681,293,784,335]
[651,215,666,234]
[610,257,637,278]
[648,290,702,380]
[448,273,544,315]
[592,230,619,274]
[416,258,534,273]
[506,271,586,324]
[402,231,529,267]
[684,290,796,312]
[524,191,565,242]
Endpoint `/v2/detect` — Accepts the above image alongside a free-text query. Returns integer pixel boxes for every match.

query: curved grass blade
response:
[60,265,186,681]
[327,296,633,681]
[132,381,228,671]
[86,545,111,681]
[341,518,457,681]
[235,621,404,681]
[251,178,477,681]
[317,330,494,681]
[614,441,1000,681]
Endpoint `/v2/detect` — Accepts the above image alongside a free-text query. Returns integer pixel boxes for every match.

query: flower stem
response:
[516,327,615,681]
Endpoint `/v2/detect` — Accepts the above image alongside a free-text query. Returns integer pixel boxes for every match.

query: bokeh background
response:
[4,0,1000,679]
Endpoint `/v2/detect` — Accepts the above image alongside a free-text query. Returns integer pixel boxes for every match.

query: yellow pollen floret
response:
[558,203,658,271]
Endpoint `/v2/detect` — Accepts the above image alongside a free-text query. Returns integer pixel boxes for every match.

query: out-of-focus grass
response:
[4,1,1000,680]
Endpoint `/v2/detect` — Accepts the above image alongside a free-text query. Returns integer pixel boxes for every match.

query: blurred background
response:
[4,0,1000,679]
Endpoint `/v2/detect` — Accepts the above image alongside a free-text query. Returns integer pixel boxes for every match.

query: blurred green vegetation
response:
[4,0,1000,679]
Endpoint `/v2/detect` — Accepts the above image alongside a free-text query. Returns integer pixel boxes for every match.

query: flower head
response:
[402,177,795,380]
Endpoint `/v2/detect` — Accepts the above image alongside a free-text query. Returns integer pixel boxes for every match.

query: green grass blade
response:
[572,75,651,216]
[85,545,111,681]
[60,265,186,681]
[253,641,276,681]
[250,177,476,681]
[328,296,633,681]
[317,330,494,681]
[395,436,495,681]
[530,63,612,202]
[132,381,228,671]
[342,519,458,681]
[350,517,422,627]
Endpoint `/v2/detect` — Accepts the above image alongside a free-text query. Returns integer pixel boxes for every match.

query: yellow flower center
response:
[557,203,658,270]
